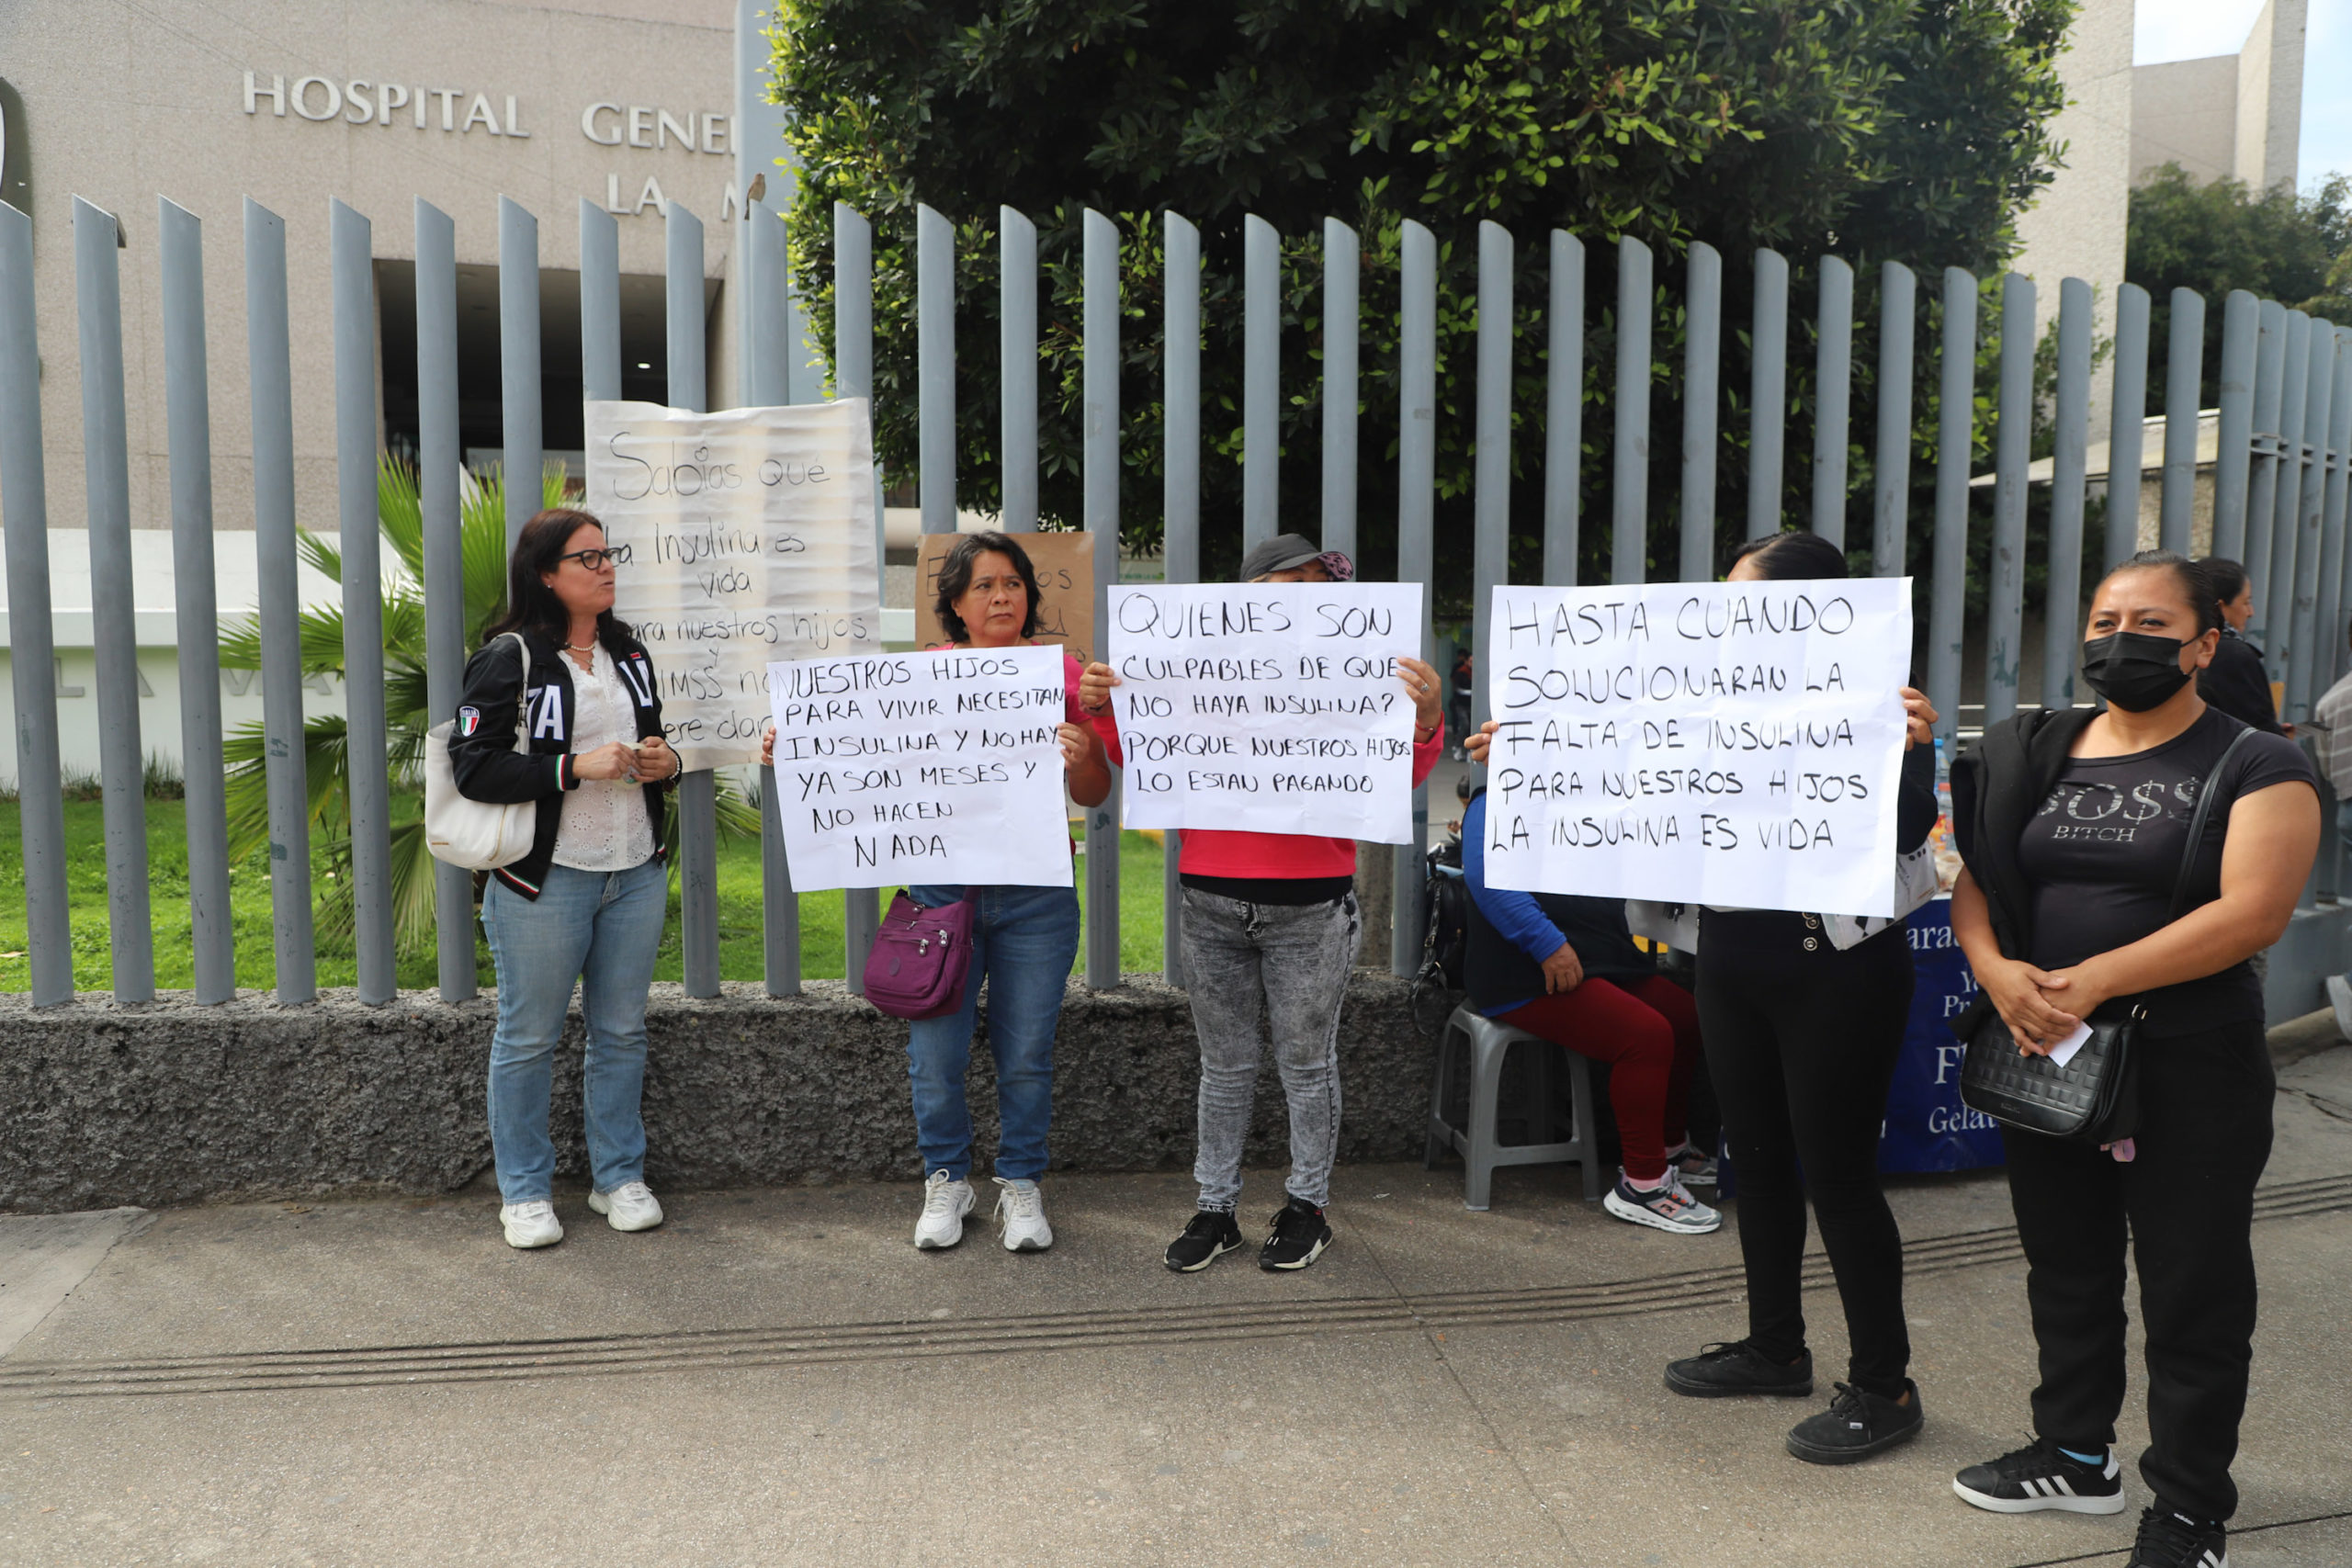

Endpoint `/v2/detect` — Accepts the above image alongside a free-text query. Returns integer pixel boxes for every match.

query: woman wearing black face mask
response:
[1946,551,2317,1568]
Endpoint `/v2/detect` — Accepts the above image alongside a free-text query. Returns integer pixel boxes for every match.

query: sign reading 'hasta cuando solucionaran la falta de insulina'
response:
[1481,579,1914,919]
[586,399,880,773]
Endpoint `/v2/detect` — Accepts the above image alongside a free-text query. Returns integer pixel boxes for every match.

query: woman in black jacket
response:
[1947,551,2315,1568]
[450,507,680,1251]
[2190,558,2285,735]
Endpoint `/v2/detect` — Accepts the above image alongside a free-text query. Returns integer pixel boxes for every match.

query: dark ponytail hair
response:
[479,507,636,655]
[2101,549,2221,636]
[1730,530,1850,581]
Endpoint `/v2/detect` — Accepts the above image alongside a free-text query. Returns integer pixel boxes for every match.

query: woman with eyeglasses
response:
[449,508,681,1250]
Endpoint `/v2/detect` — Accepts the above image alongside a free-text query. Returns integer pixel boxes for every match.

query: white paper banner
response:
[587,399,880,771]
[1106,581,1425,843]
[767,643,1073,891]
[1483,579,1913,917]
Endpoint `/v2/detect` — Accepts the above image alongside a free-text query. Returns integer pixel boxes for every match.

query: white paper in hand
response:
[2044,1021,2093,1070]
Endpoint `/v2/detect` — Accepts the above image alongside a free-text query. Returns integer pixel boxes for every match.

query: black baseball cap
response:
[1236,533,1356,583]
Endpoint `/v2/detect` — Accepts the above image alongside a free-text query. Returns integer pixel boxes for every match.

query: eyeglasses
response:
[558,545,632,570]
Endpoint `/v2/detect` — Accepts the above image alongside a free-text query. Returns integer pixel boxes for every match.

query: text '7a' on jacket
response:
[447,626,670,898]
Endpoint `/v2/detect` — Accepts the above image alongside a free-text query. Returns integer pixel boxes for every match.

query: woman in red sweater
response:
[1080,535,1446,1271]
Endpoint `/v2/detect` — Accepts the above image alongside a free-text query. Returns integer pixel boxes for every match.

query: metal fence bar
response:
[2109,283,2149,569]
[1394,220,1437,976]
[834,203,879,987]
[2259,310,2309,671]
[1612,236,1651,584]
[159,198,232,1005]
[0,200,70,1005]
[74,197,153,1004]
[580,201,621,400]
[2042,277,2093,712]
[247,198,317,1004]
[1680,242,1721,583]
[1082,208,1121,987]
[1985,273,2034,727]
[1544,231,1584,586]
[2324,328,2352,688]
[1001,207,1038,533]
[500,198,542,555]
[745,192,800,998]
[2244,300,2288,633]
[1242,215,1279,552]
[1811,255,1853,548]
[2211,291,2260,559]
[1872,261,1915,577]
[1162,212,1201,985]
[1322,219,1359,560]
[1474,221,1511,700]
[2160,288,2203,556]
[417,199,473,1002]
[2288,321,2335,724]
[1747,249,1788,541]
[333,198,395,1005]
[918,204,955,537]
[665,202,721,999]
[1928,268,1975,742]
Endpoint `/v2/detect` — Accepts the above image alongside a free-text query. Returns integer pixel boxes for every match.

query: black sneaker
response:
[1953,1437,2127,1515]
[1259,1197,1332,1271]
[1785,1380,1924,1465]
[2125,1506,2229,1568]
[1663,1340,1815,1399]
[1162,1210,1243,1273]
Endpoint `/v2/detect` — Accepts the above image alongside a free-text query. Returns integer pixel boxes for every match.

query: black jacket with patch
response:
[448,627,670,897]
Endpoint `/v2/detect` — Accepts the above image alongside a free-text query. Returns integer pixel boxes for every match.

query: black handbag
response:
[1958,726,2256,1144]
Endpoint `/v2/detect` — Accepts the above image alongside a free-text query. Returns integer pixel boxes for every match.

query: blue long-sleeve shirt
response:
[1460,793,1649,1016]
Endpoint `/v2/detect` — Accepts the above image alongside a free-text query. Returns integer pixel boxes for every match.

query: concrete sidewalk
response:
[1,1049,2347,1568]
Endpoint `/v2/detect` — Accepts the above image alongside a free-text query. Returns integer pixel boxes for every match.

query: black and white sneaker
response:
[1163,1210,1243,1272]
[1259,1197,1332,1271]
[1953,1437,2127,1515]
[2125,1506,2228,1568]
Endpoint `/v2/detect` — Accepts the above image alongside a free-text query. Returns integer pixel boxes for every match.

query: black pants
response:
[2004,1016,2273,1522]
[1695,909,1915,1398]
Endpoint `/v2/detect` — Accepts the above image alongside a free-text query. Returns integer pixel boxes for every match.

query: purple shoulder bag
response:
[862,891,975,1020]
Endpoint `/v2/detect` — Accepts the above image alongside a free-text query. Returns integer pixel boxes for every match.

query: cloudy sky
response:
[2134,0,2347,190]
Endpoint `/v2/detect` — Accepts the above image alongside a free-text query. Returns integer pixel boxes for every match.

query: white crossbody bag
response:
[423,633,538,870]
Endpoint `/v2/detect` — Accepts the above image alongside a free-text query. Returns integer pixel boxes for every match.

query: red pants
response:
[1495,975,1700,1181]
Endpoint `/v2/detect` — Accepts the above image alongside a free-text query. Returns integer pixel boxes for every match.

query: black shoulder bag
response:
[1959,726,2257,1144]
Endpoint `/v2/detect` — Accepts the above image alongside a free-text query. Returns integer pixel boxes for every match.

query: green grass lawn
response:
[0,796,1168,996]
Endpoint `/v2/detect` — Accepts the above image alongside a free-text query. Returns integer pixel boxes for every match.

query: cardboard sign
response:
[911,531,1095,662]
[586,398,881,771]
[767,644,1073,890]
[1104,581,1425,843]
[1482,579,1914,917]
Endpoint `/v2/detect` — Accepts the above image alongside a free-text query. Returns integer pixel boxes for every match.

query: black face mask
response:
[2079,630,2195,712]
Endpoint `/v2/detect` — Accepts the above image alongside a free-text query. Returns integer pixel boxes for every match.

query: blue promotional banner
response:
[1878,897,2006,1173]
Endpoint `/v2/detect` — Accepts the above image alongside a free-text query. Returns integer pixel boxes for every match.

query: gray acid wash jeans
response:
[1180,887,1363,1213]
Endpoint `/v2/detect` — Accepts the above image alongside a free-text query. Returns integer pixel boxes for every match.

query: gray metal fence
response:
[1,188,2348,1006]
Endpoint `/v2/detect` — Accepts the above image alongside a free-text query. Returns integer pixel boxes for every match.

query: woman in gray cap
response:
[1080,534,1447,1271]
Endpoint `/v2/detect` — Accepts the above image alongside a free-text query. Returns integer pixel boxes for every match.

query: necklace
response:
[565,640,597,654]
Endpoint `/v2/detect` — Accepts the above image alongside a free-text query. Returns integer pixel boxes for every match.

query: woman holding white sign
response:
[1080,534,1448,1273]
[1946,551,2314,1566]
[763,532,1109,1253]
[450,509,682,1251]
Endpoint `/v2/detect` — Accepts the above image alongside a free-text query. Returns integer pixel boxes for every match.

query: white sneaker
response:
[992,1177,1053,1252]
[500,1201,563,1249]
[588,1181,664,1233]
[2328,974,2352,1042]
[1602,1170,1723,1235]
[914,1169,975,1249]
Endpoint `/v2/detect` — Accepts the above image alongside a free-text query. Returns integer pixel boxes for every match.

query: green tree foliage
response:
[2128,165,2352,413]
[772,0,2073,600]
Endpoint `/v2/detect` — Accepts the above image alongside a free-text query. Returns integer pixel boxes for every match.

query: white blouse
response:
[553,643,656,873]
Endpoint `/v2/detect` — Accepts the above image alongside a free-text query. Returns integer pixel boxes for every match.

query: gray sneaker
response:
[2328,975,2352,1043]
[1602,1171,1723,1235]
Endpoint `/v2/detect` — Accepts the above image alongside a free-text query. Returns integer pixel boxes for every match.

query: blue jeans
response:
[481,858,668,1203]
[905,883,1080,1182]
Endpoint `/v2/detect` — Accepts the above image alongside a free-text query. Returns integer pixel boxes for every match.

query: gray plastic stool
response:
[1424,1003,1603,1210]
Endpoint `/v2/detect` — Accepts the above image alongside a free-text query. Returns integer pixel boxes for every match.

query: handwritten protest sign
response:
[767,643,1072,890]
[913,532,1096,663]
[1483,579,1913,917]
[587,399,880,772]
[1105,582,1424,842]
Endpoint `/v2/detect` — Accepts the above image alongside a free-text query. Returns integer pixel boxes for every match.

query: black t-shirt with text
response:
[2018,707,2312,1031]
